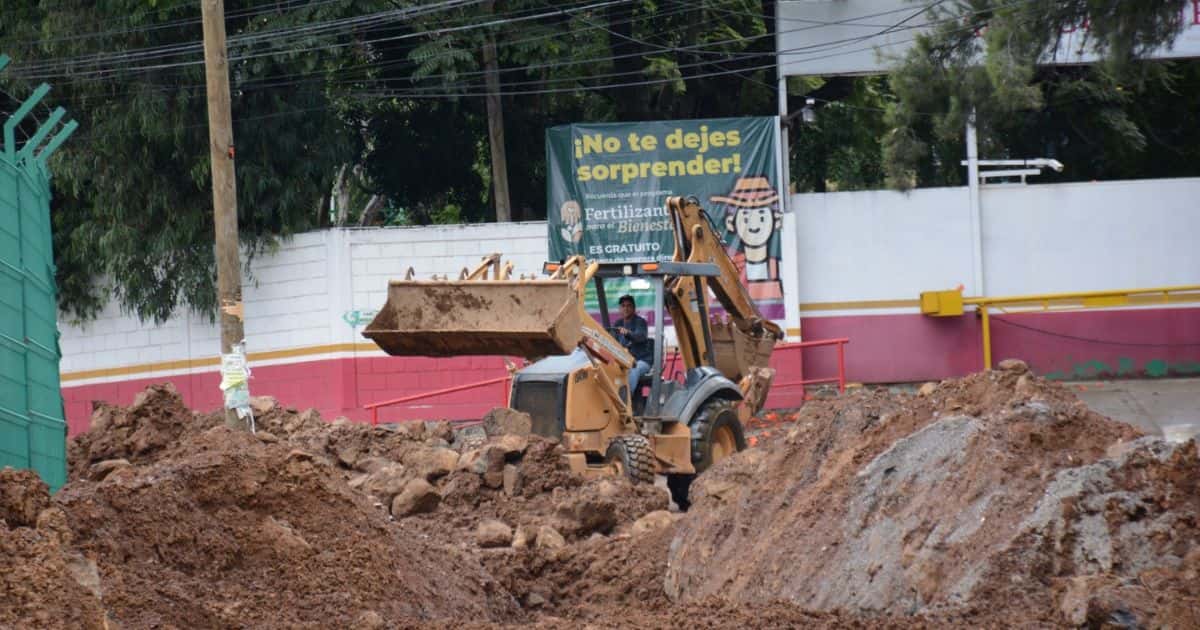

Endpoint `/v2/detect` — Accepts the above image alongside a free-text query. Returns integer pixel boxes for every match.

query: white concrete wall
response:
[345,222,549,333]
[790,177,1200,316]
[60,176,1200,379]
[981,178,1200,295]
[59,224,552,379]
[793,187,975,313]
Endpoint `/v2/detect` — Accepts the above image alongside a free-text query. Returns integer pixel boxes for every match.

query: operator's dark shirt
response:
[616,314,652,364]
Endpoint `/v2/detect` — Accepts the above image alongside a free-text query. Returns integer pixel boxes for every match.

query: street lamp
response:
[801,98,816,124]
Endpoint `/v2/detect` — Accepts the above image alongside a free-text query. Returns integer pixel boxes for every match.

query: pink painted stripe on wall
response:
[66,307,1194,436]
[62,348,811,436]
[800,306,1200,384]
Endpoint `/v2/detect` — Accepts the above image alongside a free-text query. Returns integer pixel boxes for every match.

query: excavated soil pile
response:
[665,361,1199,627]
[56,425,518,628]
[0,468,107,630]
[54,392,674,627]
[67,383,221,480]
[36,368,1200,628]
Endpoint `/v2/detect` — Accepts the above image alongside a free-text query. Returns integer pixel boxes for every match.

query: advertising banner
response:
[546,117,785,320]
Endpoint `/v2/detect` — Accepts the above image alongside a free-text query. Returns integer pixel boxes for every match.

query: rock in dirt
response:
[86,459,131,482]
[249,395,279,416]
[361,464,410,502]
[461,444,509,489]
[483,407,532,437]
[405,446,460,481]
[496,434,529,459]
[997,358,1029,372]
[917,381,937,397]
[426,421,455,443]
[351,610,386,630]
[502,464,523,497]
[391,478,441,517]
[511,525,536,549]
[476,519,514,548]
[355,456,393,474]
[554,489,618,537]
[535,525,566,550]
[630,510,677,535]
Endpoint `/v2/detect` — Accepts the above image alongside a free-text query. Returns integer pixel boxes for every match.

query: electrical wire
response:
[991,315,1200,348]
[12,0,493,77]
[11,0,944,82]
[29,0,1039,140]
[1,0,353,49]
[8,0,685,103]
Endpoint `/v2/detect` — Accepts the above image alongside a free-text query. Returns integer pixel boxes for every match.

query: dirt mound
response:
[0,468,108,629]
[58,389,673,627]
[56,426,518,628]
[67,383,220,480]
[663,365,1200,626]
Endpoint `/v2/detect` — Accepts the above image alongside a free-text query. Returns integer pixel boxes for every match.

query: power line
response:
[35,0,1038,141]
[8,0,678,103]
[12,0,942,82]
[11,0,494,77]
[991,315,1200,348]
[0,0,350,49]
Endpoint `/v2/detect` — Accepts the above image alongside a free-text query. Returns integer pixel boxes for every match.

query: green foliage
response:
[3,0,778,320]
[791,77,891,192]
[884,0,1191,189]
[385,0,778,220]
[2,0,382,322]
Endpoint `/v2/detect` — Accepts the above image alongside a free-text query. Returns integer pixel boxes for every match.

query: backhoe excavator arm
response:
[663,196,782,414]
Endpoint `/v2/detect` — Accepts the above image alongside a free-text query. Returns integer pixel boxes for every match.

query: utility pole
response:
[201,0,249,430]
[481,0,511,222]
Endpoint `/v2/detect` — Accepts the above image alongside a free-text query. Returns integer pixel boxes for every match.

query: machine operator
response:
[613,294,653,398]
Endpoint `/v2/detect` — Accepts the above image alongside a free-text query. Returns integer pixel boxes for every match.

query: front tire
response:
[690,398,746,473]
[671,399,746,510]
[605,434,655,484]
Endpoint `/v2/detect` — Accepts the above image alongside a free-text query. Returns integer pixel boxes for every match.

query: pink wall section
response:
[62,347,810,437]
[802,307,1200,384]
[63,306,1197,436]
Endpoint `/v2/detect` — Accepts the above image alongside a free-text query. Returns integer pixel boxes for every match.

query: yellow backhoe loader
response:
[363,196,781,507]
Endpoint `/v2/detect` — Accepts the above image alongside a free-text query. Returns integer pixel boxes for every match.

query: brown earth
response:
[57,425,518,629]
[0,468,108,630]
[666,362,1198,628]
[5,364,1199,628]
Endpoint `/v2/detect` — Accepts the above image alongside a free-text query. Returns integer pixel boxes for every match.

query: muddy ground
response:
[4,361,1199,628]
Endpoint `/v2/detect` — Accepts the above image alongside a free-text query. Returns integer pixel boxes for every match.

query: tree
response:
[1,0,382,322]
[883,0,1191,189]
[2,0,784,319]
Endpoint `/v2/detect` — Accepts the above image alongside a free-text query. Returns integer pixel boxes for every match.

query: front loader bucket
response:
[362,280,582,358]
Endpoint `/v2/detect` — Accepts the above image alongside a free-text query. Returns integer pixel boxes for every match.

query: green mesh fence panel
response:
[0,54,77,492]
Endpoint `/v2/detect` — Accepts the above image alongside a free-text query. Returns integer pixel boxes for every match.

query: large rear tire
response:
[605,434,655,484]
[670,399,746,510]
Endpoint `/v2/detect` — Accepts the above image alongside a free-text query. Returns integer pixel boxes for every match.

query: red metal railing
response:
[364,337,849,423]
[364,374,511,426]
[772,337,850,396]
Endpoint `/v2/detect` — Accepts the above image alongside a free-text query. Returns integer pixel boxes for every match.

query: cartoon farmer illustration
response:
[711,175,784,301]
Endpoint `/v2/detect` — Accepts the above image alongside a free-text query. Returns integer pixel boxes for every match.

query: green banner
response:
[546,116,785,319]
